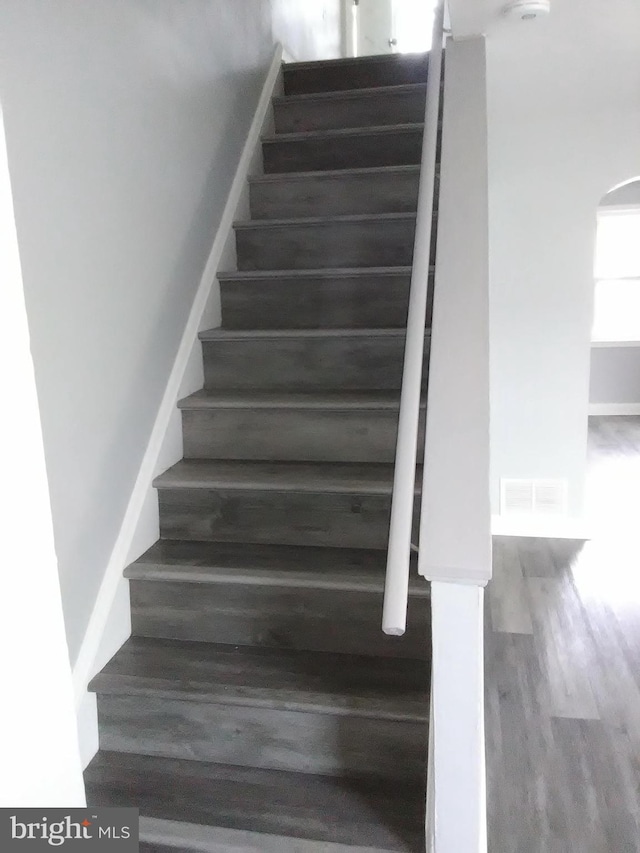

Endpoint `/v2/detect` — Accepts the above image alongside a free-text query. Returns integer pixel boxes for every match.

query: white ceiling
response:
[447,0,502,37]
[448,0,640,44]
[447,0,640,112]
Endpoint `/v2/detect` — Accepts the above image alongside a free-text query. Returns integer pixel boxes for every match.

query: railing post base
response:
[430,581,487,853]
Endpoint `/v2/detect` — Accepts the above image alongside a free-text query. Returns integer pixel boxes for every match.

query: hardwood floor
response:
[486,417,640,852]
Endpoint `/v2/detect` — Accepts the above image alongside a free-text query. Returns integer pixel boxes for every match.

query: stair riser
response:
[158,489,420,549]
[130,579,429,658]
[250,170,421,219]
[220,273,416,329]
[201,336,429,392]
[85,751,427,851]
[96,694,427,778]
[235,218,417,271]
[283,56,429,95]
[86,776,426,853]
[182,409,396,462]
[182,407,425,462]
[262,129,423,173]
[274,88,426,133]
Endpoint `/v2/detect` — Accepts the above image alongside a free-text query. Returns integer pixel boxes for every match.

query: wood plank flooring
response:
[486,417,640,853]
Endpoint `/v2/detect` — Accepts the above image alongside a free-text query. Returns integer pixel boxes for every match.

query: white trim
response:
[342,0,356,58]
[589,403,640,415]
[443,0,452,32]
[591,340,640,348]
[425,672,435,853]
[491,513,590,540]
[76,691,99,769]
[420,565,489,585]
[71,45,284,717]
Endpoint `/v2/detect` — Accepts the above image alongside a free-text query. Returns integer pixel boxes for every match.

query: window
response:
[592,205,640,342]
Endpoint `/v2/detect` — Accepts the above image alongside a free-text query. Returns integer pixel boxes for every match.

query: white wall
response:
[0,106,85,807]
[485,29,640,521]
[271,0,343,60]
[446,0,640,524]
[0,0,278,666]
[590,346,640,406]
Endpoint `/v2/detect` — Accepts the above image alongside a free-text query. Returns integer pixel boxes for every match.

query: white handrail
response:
[382,0,445,636]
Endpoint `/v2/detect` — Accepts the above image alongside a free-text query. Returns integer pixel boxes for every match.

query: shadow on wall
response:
[589,176,640,411]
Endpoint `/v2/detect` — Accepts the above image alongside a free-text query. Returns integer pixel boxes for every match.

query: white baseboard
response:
[425,674,435,853]
[590,340,640,348]
[72,44,284,764]
[76,692,99,769]
[491,513,590,540]
[589,403,640,416]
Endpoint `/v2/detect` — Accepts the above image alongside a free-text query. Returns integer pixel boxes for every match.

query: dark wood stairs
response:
[85,51,433,853]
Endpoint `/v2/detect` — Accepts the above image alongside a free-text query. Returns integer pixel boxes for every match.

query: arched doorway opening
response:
[592,178,640,343]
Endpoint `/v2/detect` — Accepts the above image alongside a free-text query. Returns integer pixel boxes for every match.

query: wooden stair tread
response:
[153,458,422,495]
[126,539,428,596]
[198,326,417,340]
[249,164,422,183]
[273,82,427,105]
[284,52,428,72]
[232,211,418,229]
[217,266,413,280]
[89,636,429,720]
[178,389,417,410]
[262,122,424,143]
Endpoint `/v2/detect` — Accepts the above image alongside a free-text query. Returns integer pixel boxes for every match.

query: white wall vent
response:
[500,479,567,516]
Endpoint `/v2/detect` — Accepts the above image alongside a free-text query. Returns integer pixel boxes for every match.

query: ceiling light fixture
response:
[502,0,551,21]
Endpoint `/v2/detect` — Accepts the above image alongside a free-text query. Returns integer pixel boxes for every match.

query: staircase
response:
[85,52,433,853]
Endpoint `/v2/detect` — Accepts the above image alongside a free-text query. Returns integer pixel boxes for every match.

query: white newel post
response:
[430,583,487,853]
[419,36,491,853]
